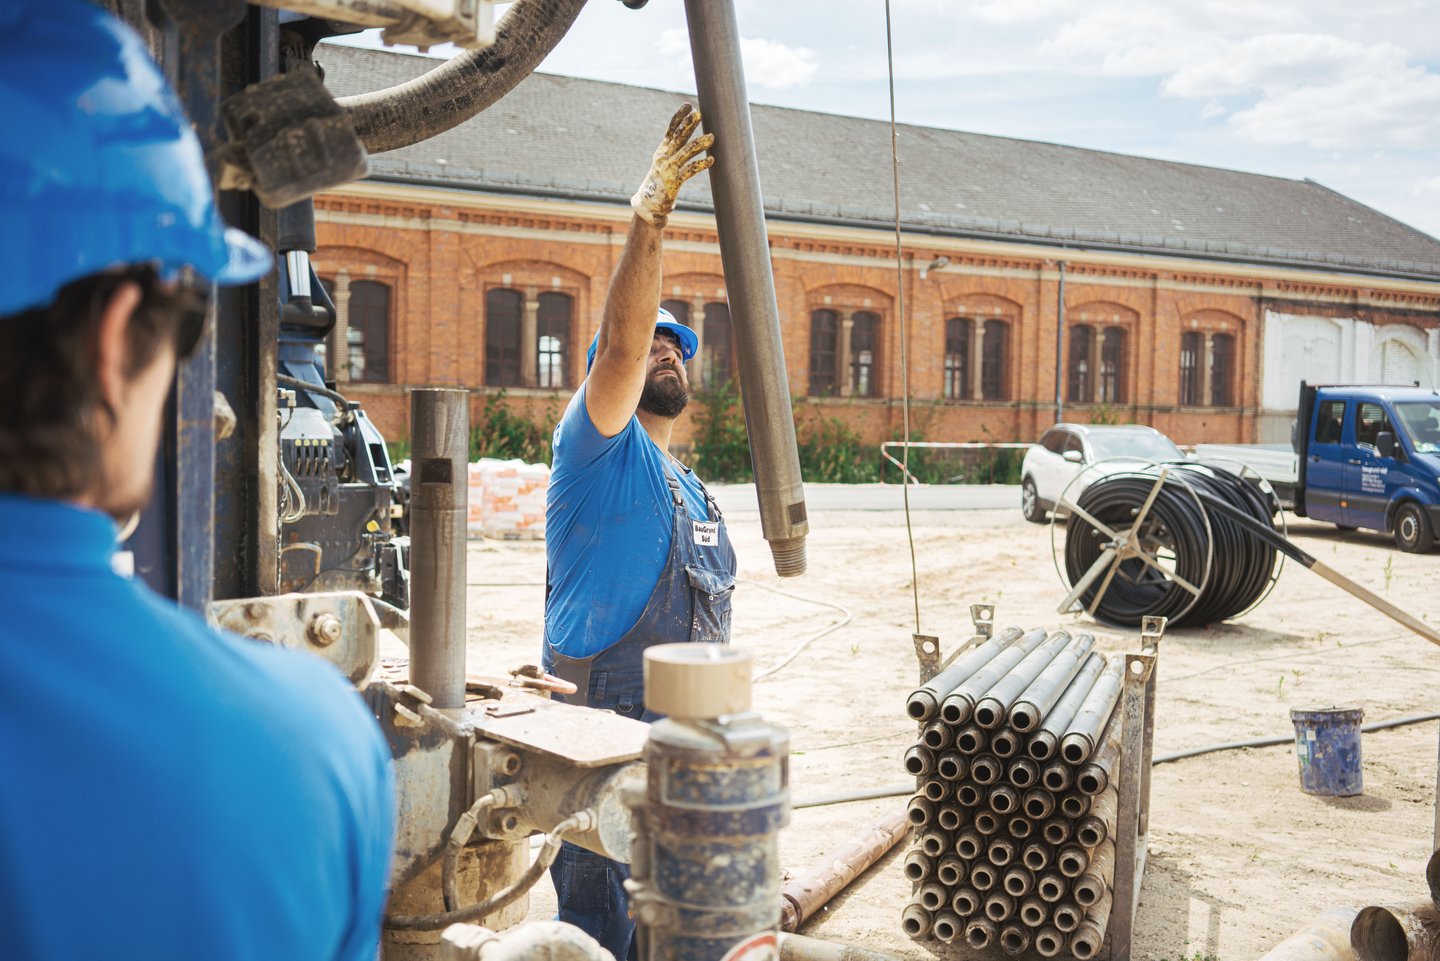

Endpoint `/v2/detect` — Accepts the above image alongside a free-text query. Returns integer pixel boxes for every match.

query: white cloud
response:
[1415,176,1440,196]
[1227,67,1440,149]
[968,0,1074,27]
[656,28,817,90]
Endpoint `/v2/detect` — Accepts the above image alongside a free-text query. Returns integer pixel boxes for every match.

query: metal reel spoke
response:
[1129,543,1202,596]
[1060,500,1122,541]
[1057,546,1118,615]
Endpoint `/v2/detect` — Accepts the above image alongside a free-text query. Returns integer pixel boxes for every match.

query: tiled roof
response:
[318,43,1440,280]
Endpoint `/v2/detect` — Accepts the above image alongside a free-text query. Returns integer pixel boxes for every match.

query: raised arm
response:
[586,104,713,437]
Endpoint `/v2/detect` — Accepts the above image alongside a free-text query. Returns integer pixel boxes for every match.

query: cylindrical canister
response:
[1290,706,1364,797]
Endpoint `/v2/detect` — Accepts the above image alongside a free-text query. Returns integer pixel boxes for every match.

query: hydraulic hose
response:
[334,0,589,155]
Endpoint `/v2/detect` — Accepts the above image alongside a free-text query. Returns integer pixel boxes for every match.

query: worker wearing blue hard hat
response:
[0,3,394,960]
[542,103,737,961]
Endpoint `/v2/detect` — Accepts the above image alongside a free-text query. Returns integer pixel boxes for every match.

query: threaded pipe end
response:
[769,537,807,577]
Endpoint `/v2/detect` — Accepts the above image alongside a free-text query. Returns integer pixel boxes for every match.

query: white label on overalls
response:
[692,519,719,546]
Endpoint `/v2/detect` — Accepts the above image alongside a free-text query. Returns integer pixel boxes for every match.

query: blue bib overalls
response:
[542,464,737,960]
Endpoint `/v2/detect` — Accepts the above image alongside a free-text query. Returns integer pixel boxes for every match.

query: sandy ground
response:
[454,486,1439,961]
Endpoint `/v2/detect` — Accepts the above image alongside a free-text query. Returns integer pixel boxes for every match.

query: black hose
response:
[1063,463,1280,628]
[277,373,351,408]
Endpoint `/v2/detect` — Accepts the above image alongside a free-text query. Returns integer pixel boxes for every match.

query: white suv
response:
[1020,424,1186,523]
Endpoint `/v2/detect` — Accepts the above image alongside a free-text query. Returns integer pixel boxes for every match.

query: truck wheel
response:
[1021,477,1046,524]
[1393,502,1434,554]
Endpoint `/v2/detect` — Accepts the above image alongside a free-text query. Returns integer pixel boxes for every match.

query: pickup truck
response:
[1196,382,1440,553]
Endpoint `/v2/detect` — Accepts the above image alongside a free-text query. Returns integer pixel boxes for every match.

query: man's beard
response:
[639,369,690,418]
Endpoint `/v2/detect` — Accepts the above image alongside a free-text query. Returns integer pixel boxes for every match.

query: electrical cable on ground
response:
[745,578,853,681]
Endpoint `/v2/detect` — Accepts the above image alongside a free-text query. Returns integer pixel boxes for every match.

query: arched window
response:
[485,288,523,386]
[537,291,571,389]
[703,302,735,388]
[1179,332,1201,405]
[850,310,879,397]
[809,309,839,396]
[1068,324,1094,403]
[1210,333,1235,406]
[1099,327,1126,404]
[944,317,972,400]
[342,279,391,383]
[981,320,1008,400]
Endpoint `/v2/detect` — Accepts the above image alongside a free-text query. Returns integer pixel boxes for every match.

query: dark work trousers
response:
[542,465,737,961]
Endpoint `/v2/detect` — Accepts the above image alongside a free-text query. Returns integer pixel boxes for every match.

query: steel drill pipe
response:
[1076,786,1117,848]
[1041,817,1072,846]
[940,628,1050,725]
[931,910,964,944]
[1037,871,1068,903]
[1003,866,1035,898]
[1060,655,1125,765]
[936,855,967,887]
[956,724,988,756]
[901,903,932,940]
[1007,816,1033,840]
[1052,900,1084,933]
[974,811,1001,836]
[920,719,953,751]
[408,388,470,710]
[1008,757,1040,789]
[1000,923,1031,956]
[1073,839,1114,907]
[951,887,980,916]
[1008,632,1098,733]
[1022,841,1051,872]
[957,784,984,808]
[970,863,998,891]
[985,891,1017,923]
[936,751,966,781]
[989,786,1020,816]
[1350,903,1440,961]
[1034,927,1066,958]
[921,779,950,803]
[965,917,999,949]
[906,626,1025,721]
[781,810,911,933]
[1023,788,1056,821]
[902,849,932,882]
[917,881,948,911]
[956,829,984,860]
[987,836,1017,867]
[906,795,935,826]
[971,756,1003,786]
[1041,761,1074,793]
[1059,792,1091,819]
[684,0,809,576]
[919,830,949,858]
[937,805,966,832]
[1076,705,1124,795]
[1070,888,1113,960]
[990,729,1021,759]
[1253,906,1357,961]
[1056,843,1092,879]
[1027,652,1107,762]
[1020,895,1049,928]
[973,631,1074,729]
[903,745,934,777]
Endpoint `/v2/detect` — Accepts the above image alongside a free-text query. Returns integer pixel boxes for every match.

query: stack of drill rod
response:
[899,626,1124,959]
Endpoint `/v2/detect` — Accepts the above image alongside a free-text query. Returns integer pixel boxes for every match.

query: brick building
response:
[314,45,1440,452]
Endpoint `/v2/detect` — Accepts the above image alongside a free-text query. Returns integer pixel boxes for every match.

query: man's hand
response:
[630,103,715,230]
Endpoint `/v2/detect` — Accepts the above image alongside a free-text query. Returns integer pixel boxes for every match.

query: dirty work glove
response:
[631,102,715,229]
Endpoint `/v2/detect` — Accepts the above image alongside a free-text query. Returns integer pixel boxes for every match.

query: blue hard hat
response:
[586,308,699,373]
[0,0,272,317]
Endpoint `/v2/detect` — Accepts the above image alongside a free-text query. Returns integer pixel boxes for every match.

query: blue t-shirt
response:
[545,384,714,658]
[0,495,395,961]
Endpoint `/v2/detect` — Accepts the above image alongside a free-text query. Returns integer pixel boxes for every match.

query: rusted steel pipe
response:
[921,779,949,803]
[1057,843,1091,879]
[932,910,963,944]
[971,756,1002,785]
[965,916,998,949]
[1037,871,1068,903]
[987,836,1017,867]
[1076,785,1117,847]
[984,891,1016,923]
[974,811,1001,836]
[957,784,984,807]
[936,855,967,887]
[1020,895,1049,927]
[906,795,934,826]
[1042,760,1074,792]
[1070,889,1113,960]
[907,627,1024,721]
[956,724,988,755]
[902,745,933,777]
[990,728,1020,758]
[1254,906,1357,961]
[941,628,1049,725]
[1028,652,1107,761]
[917,881,947,911]
[684,0,809,576]
[1077,705,1124,795]
[1059,792,1091,819]
[1073,839,1114,907]
[902,849,931,882]
[1007,816,1033,840]
[1052,900,1084,933]
[969,862,997,891]
[1022,841,1051,872]
[937,751,966,780]
[974,631,1073,729]
[1024,788,1056,820]
[1008,757,1039,789]
[1002,866,1034,898]
[920,719,952,751]
[952,887,981,916]
[918,830,948,858]
[782,809,912,933]
[1042,816,1072,846]
[1350,903,1440,961]
[777,932,907,961]
[1429,847,1440,905]
[901,903,932,940]
[956,829,983,860]
[1000,923,1031,956]
[937,805,966,831]
[1035,926,1066,958]
[1009,632,1097,733]
[1061,655,1125,765]
[989,786,1020,816]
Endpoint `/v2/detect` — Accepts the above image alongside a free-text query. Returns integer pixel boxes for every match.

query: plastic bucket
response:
[1289,706,1364,796]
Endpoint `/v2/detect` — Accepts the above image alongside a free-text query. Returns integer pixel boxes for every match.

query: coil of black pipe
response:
[1062,462,1281,628]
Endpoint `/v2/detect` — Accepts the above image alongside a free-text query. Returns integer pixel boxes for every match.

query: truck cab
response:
[1297,382,1440,552]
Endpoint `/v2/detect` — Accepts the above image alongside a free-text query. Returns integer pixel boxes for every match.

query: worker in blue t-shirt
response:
[542,103,738,961]
[0,3,394,959]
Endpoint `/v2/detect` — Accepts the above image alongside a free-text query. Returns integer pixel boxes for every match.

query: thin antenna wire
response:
[884,0,921,635]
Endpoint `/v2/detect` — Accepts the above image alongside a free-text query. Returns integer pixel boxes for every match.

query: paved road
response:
[709,482,1019,515]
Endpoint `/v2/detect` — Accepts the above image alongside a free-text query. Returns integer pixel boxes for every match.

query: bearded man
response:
[540,103,738,960]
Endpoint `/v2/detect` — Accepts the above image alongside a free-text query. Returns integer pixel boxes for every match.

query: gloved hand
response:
[631,102,715,229]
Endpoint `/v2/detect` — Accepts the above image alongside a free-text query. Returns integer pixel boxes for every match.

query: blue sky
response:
[335,0,1440,241]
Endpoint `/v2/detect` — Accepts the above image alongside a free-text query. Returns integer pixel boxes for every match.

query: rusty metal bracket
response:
[1107,636,1160,961]
[971,604,995,638]
[209,590,379,684]
[912,634,941,684]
